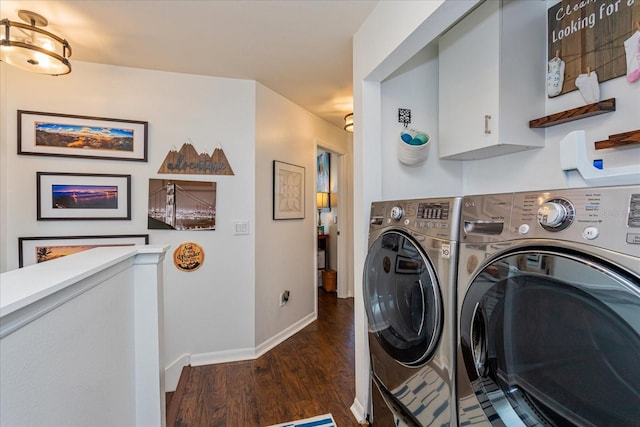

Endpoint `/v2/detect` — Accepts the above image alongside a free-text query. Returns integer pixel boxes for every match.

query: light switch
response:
[234,221,250,235]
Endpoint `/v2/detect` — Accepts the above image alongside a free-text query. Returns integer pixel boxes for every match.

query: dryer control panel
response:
[369,197,462,241]
[511,185,640,257]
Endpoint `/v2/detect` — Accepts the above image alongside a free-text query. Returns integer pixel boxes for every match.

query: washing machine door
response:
[364,230,442,366]
[459,249,640,427]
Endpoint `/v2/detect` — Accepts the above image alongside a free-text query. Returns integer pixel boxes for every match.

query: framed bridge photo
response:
[18,110,148,162]
[37,172,131,220]
[147,179,217,230]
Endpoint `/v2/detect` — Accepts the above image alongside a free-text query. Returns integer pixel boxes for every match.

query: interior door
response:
[363,230,443,366]
[459,249,640,426]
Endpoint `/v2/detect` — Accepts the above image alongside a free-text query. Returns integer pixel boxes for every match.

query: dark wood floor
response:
[167,288,361,427]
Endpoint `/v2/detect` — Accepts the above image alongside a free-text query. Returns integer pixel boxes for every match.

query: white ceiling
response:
[1,0,378,129]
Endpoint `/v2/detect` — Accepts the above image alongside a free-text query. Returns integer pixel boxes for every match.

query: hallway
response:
[167,289,359,426]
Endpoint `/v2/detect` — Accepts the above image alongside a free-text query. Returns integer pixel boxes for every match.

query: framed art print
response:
[18,234,149,267]
[317,151,330,193]
[148,179,217,230]
[273,160,305,220]
[37,172,131,220]
[18,110,148,162]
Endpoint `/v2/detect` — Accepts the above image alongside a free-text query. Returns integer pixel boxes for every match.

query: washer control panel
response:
[512,186,640,257]
[390,206,404,220]
[537,198,575,231]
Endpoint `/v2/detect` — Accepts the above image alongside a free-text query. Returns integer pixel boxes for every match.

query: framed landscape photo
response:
[18,234,149,267]
[273,160,305,220]
[18,110,148,162]
[37,172,131,220]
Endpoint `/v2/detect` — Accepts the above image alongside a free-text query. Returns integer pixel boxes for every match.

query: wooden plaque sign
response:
[173,242,204,272]
[158,142,234,175]
[548,0,640,95]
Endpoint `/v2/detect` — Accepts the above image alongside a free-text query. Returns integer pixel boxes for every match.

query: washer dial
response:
[537,198,575,231]
[390,206,404,220]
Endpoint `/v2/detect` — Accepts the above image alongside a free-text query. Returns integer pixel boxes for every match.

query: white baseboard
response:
[165,354,190,392]
[254,312,316,358]
[351,397,369,425]
[164,312,317,391]
[190,347,256,366]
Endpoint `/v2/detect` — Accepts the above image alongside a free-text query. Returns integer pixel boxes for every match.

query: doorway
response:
[315,140,353,304]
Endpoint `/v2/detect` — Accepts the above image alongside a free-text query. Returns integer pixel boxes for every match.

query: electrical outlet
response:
[279,290,290,307]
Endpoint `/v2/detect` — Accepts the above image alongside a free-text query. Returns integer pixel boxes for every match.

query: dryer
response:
[457,185,640,426]
[363,197,461,426]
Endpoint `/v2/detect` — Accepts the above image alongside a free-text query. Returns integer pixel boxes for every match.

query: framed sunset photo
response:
[37,172,131,220]
[18,110,148,161]
[18,234,149,267]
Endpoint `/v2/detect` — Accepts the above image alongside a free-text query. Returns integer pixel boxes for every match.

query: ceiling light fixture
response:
[0,10,72,76]
[344,113,353,132]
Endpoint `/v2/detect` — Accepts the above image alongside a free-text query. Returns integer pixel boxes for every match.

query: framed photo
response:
[148,179,217,230]
[317,151,330,192]
[18,110,148,162]
[37,172,131,220]
[18,234,149,268]
[273,160,305,220]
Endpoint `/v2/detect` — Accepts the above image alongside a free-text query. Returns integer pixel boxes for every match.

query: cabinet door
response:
[439,0,500,159]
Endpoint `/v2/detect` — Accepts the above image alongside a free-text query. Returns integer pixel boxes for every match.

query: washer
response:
[457,185,640,426]
[363,197,461,426]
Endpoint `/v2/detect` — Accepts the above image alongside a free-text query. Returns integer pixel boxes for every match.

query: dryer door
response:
[364,230,442,366]
[459,249,640,426]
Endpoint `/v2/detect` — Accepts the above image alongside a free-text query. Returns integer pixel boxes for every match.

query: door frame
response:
[315,138,353,299]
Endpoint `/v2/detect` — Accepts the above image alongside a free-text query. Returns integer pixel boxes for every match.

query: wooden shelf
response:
[594,129,640,150]
[529,98,616,128]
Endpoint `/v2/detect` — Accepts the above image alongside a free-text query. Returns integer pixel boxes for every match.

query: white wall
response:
[254,83,349,348]
[460,0,640,194]
[380,43,463,200]
[0,61,257,386]
[1,59,350,393]
[1,245,168,427]
[463,76,640,194]
[2,263,137,426]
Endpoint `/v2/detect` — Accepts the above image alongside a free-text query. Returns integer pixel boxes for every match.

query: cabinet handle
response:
[484,115,492,134]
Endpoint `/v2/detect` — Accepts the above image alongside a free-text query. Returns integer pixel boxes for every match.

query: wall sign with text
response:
[548,0,640,95]
[158,142,234,175]
[173,242,205,272]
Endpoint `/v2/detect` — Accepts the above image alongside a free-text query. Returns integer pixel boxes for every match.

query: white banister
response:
[134,246,168,427]
[0,245,169,427]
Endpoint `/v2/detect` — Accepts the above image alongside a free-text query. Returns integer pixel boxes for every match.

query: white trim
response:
[164,354,191,392]
[0,247,143,337]
[255,312,316,358]
[190,347,256,366]
[165,312,317,391]
[350,398,368,425]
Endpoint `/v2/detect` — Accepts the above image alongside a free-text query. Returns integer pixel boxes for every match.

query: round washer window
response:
[363,230,443,365]
[460,249,640,426]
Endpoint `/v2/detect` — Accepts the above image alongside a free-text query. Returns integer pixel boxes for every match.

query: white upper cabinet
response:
[438,0,546,160]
